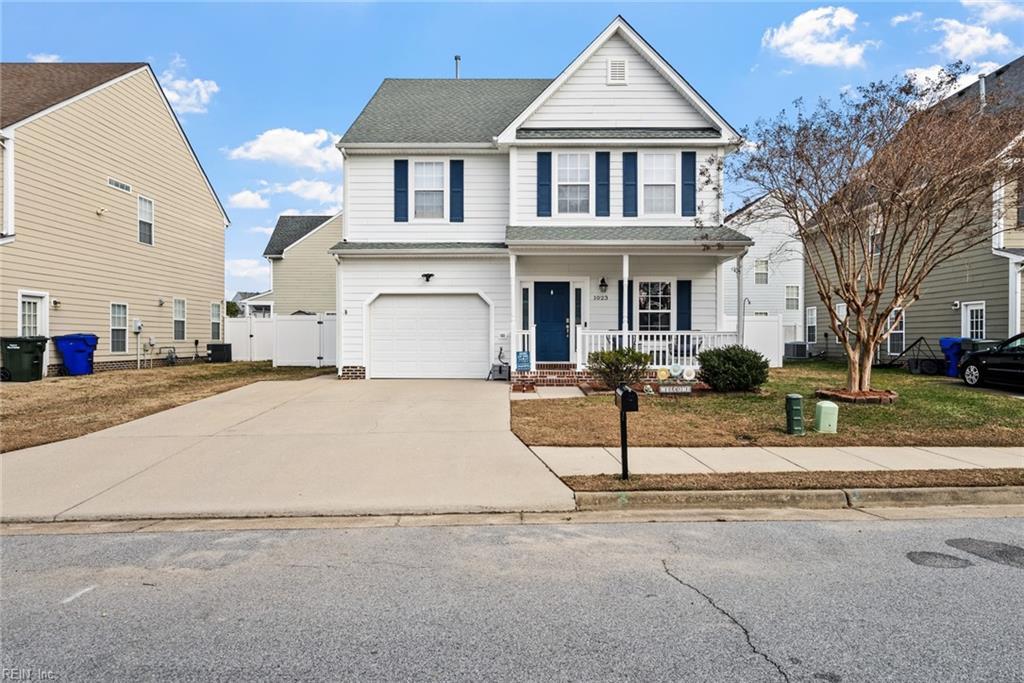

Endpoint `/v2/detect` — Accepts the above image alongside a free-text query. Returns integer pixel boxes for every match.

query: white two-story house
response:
[332,16,755,382]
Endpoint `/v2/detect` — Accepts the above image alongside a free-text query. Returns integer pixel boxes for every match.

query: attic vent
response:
[607,58,628,85]
[107,178,132,193]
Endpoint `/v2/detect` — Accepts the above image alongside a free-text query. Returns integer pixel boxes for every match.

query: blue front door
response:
[535,282,570,361]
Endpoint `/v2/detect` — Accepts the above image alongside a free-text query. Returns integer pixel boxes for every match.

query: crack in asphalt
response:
[661,559,790,683]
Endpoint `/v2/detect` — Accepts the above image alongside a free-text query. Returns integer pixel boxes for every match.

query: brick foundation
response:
[338,365,367,380]
[45,357,202,376]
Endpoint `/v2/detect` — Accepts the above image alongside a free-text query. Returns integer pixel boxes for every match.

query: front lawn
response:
[0,362,332,452]
[511,361,1023,447]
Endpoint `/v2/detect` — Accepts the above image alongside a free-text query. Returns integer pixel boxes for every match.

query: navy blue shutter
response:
[681,151,696,217]
[394,160,408,222]
[449,160,464,223]
[617,280,634,330]
[536,152,552,217]
[622,152,638,217]
[595,152,610,217]
[676,280,692,330]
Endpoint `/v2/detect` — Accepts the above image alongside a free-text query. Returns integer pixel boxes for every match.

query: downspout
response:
[735,247,749,345]
[1,128,14,242]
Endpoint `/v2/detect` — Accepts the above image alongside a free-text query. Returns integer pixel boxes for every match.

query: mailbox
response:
[615,384,639,412]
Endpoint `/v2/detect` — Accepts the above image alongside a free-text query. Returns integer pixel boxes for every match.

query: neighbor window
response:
[785,285,800,311]
[869,228,882,257]
[413,161,445,219]
[556,153,590,214]
[210,303,221,340]
[835,302,848,327]
[642,153,676,215]
[887,308,905,355]
[963,301,985,340]
[754,259,769,285]
[138,196,154,245]
[173,299,186,341]
[111,303,128,353]
[637,281,672,331]
[19,297,40,336]
[753,311,769,317]
[1017,182,1023,226]
[806,306,817,343]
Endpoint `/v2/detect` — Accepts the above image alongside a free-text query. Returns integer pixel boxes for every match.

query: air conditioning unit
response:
[785,341,811,359]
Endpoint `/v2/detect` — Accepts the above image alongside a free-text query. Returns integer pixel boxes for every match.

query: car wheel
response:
[962,362,983,387]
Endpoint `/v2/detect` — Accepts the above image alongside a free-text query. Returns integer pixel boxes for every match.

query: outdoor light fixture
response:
[158,298,166,307]
[51,299,61,309]
[599,277,608,293]
[422,273,435,282]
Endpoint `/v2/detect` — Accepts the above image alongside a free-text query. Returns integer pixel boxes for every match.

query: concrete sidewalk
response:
[532,445,1024,476]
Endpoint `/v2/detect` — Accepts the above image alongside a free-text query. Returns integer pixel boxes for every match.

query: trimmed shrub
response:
[587,347,651,388]
[697,345,770,392]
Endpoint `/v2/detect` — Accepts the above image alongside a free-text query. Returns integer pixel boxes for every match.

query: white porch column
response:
[509,252,518,358]
[736,250,747,345]
[621,253,630,332]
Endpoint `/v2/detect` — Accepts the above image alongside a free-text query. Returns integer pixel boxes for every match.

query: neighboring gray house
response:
[804,55,1024,360]
[231,291,270,318]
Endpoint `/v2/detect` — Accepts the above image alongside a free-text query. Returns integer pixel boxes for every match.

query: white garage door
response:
[369,294,490,378]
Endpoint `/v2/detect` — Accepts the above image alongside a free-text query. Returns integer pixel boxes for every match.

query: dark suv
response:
[960,333,1024,389]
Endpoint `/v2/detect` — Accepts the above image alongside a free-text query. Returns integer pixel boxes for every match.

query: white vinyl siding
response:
[413,161,445,220]
[887,308,905,355]
[641,153,676,216]
[110,303,128,353]
[138,195,154,245]
[785,285,799,310]
[173,298,186,340]
[556,153,590,215]
[210,302,221,340]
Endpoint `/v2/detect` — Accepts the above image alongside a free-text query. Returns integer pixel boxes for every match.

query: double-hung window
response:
[642,153,676,215]
[556,153,590,214]
[138,196,154,245]
[413,161,445,219]
[637,281,672,331]
[754,259,769,285]
[785,285,800,310]
[887,308,905,355]
[963,302,985,340]
[173,299,186,341]
[210,303,221,340]
[111,303,128,353]
[806,306,817,343]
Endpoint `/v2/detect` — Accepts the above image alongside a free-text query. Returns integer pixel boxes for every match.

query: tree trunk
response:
[846,338,876,393]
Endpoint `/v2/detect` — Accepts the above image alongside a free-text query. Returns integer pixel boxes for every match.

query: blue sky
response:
[4,2,1023,296]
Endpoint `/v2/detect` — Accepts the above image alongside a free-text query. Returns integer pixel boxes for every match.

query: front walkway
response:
[0,377,575,522]
[533,445,1024,476]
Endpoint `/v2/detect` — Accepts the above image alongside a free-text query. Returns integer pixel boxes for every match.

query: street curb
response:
[574,486,1024,511]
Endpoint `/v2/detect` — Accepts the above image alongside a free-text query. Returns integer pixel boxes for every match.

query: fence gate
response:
[273,314,336,368]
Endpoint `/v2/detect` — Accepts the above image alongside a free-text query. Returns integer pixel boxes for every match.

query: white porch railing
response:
[575,329,739,370]
[515,325,537,371]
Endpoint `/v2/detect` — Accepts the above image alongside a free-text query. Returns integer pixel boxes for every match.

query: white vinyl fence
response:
[225,314,335,367]
[742,316,785,367]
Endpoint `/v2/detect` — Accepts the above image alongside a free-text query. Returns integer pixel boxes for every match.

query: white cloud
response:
[227,128,343,172]
[762,6,878,67]
[932,18,1015,59]
[228,190,269,209]
[961,0,1024,23]
[247,226,275,236]
[276,180,342,205]
[905,61,1001,102]
[225,258,270,280]
[890,11,923,26]
[27,53,61,63]
[160,54,219,114]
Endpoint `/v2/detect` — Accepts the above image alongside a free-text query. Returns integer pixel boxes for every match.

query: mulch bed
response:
[816,388,899,404]
[564,468,1024,492]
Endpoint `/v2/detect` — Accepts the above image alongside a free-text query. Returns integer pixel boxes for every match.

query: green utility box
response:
[0,336,49,382]
[815,400,839,434]
[785,394,805,435]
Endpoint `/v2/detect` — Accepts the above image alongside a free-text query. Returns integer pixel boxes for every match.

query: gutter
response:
[1,127,13,241]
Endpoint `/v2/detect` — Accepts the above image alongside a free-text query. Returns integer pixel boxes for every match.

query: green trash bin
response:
[0,336,49,382]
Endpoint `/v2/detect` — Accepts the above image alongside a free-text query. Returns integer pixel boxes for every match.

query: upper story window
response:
[785,286,800,310]
[138,196,154,245]
[642,153,676,215]
[413,161,445,219]
[606,58,628,85]
[754,259,769,285]
[557,153,590,214]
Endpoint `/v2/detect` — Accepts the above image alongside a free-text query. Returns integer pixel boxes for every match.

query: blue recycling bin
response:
[52,333,99,376]
[939,336,966,378]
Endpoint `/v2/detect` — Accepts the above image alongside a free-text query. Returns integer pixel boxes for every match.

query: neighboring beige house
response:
[0,63,229,374]
[249,213,342,316]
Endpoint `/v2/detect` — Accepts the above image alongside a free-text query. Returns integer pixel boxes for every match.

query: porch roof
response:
[505,225,753,246]
[329,241,507,256]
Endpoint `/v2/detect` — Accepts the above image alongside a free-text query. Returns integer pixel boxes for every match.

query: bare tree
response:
[731,65,1024,393]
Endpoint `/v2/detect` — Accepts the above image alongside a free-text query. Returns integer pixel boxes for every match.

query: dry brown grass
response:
[0,362,332,452]
[565,468,1024,492]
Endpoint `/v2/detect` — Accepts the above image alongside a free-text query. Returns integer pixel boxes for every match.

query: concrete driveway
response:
[0,377,574,522]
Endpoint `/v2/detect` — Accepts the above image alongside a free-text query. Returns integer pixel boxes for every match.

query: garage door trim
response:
[363,288,494,378]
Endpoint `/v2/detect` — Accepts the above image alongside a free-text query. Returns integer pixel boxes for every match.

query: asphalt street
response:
[2,517,1022,682]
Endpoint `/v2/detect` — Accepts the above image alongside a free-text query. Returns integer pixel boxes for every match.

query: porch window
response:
[754,259,769,285]
[111,303,128,353]
[637,281,672,331]
[785,285,799,310]
[556,153,590,214]
[805,306,817,343]
[887,308,905,355]
[413,161,445,219]
[642,153,676,215]
[173,298,186,341]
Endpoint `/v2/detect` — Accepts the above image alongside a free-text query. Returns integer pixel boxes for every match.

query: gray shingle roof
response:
[263,215,335,257]
[341,79,552,144]
[517,127,720,140]
[330,241,507,252]
[232,291,261,302]
[506,225,752,244]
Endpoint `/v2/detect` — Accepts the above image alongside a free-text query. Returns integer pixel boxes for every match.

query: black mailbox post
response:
[614,383,638,480]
